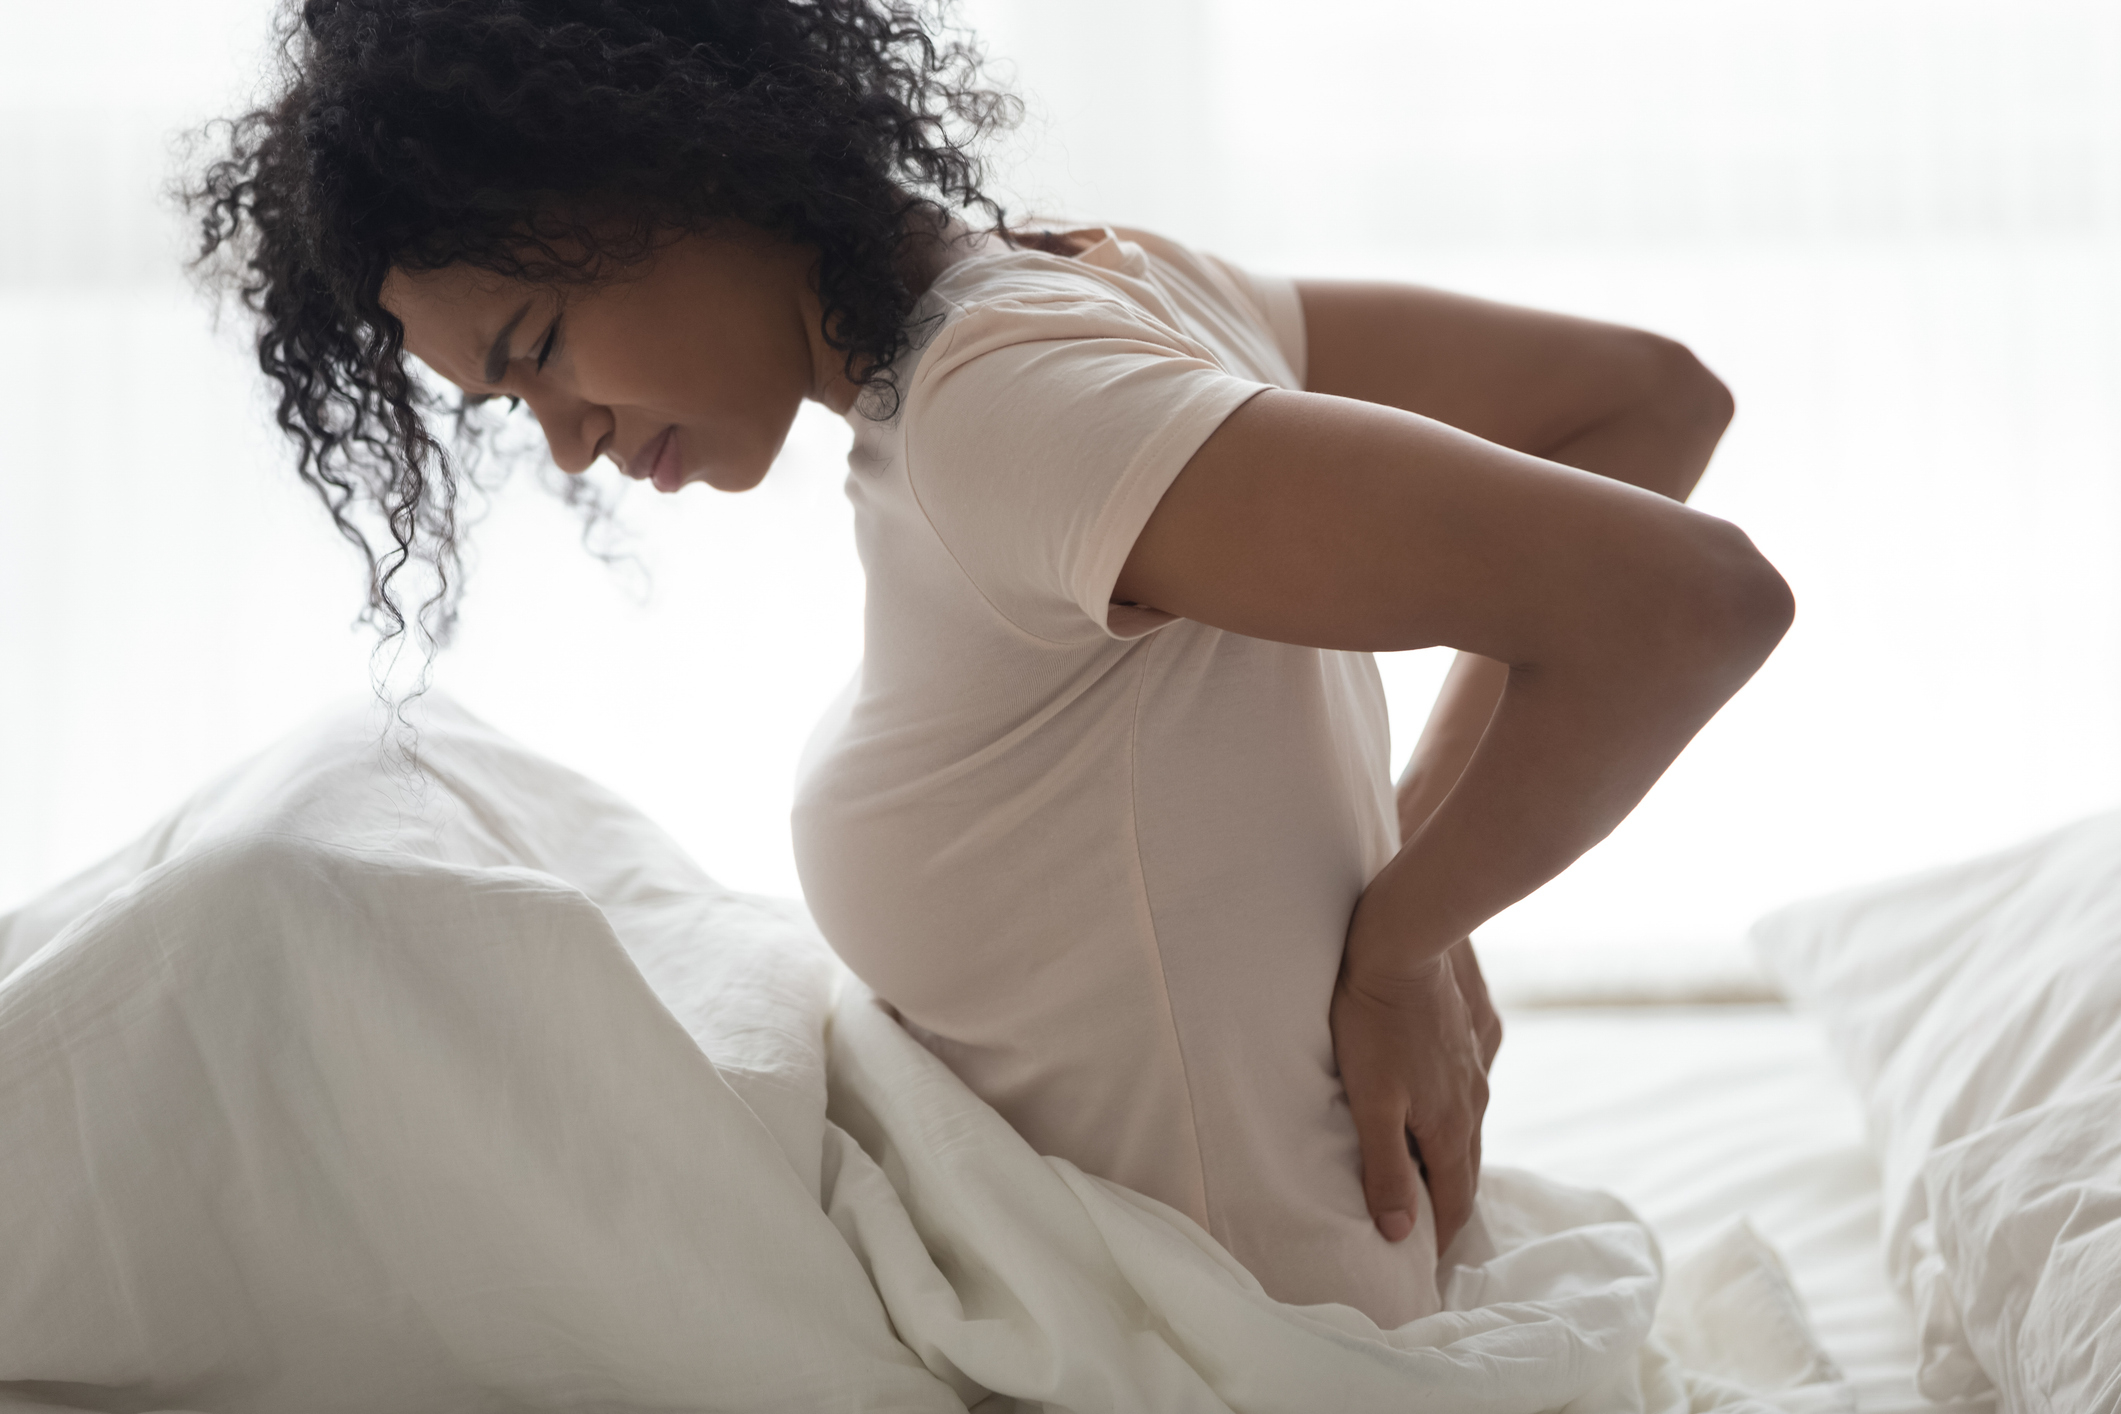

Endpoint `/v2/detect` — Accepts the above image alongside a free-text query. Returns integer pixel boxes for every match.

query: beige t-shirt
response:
[793,228,1431,1322]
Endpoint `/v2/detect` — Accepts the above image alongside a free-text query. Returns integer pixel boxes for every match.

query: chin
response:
[699,462,772,493]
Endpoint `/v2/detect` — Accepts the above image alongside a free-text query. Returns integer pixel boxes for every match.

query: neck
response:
[804,209,990,415]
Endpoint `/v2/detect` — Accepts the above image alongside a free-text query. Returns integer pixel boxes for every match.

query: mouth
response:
[625,425,683,493]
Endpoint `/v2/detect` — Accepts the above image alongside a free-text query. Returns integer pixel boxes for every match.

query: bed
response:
[1486,1005,1983,1414]
[0,697,2111,1413]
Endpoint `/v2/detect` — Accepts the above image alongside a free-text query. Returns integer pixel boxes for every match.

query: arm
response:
[1301,282,1740,1078]
[1301,279,1736,836]
[1112,353,1785,1249]
[1114,387,1782,970]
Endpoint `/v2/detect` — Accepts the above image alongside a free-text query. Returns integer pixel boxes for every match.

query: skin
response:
[1280,281,1744,1250]
[383,226,870,493]
[384,223,1791,1261]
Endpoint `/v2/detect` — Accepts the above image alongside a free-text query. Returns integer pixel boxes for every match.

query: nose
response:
[522,387,615,475]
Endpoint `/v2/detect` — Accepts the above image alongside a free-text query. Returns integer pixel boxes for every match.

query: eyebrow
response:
[482,300,534,386]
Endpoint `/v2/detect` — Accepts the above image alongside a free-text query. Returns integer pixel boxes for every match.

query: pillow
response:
[1921,1083,2121,1413]
[1750,810,2121,1411]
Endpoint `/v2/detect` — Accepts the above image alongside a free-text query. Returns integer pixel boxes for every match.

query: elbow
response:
[1617,334,1734,501]
[1731,545,1795,665]
[1685,346,1735,440]
[1677,520,1794,678]
[1642,332,1735,439]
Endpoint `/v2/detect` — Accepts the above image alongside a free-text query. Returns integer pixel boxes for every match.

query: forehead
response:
[381,265,538,384]
[381,264,531,331]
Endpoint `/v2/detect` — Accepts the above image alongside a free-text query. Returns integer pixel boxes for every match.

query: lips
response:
[627,425,683,493]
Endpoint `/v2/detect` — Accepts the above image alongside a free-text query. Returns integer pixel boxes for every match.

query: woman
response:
[193,0,1790,1328]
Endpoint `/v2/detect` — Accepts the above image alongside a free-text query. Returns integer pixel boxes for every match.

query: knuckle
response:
[1357,1125,1412,1168]
[1364,1170,1413,1207]
[1432,1110,1476,1142]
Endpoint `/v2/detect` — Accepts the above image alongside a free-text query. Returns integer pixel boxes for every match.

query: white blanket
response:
[0,699,1849,1413]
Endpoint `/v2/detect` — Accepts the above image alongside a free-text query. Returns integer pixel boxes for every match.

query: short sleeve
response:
[901,296,1271,644]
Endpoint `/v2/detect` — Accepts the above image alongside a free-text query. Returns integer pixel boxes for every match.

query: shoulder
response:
[912,247,1201,377]
[896,276,1245,479]
[883,229,1287,455]
[899,227,1305,404]
[850,235,1281,644]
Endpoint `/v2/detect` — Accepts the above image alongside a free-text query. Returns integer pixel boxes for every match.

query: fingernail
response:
[1376,1208,1413,1243]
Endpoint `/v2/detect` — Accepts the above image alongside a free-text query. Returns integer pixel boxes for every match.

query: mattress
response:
[1484,1004,1993,1414]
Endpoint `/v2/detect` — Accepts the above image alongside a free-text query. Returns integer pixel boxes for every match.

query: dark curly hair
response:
[186,0,1017,663]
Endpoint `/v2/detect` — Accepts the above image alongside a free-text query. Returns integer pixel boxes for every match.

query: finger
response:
[1414,1118,1479,1251]
[1349,1093,1423,1243]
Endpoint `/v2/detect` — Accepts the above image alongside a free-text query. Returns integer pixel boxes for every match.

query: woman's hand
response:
[1330,947,1490,1253]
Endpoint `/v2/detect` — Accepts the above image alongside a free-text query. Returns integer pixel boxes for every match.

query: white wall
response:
[6,2,2120,985]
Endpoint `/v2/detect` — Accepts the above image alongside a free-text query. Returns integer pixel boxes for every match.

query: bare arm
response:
[1305,282,1740,1096]
[1298,281,1747,1093]
[1299,280,1737,839]
[1289,284,1739,1238]
[1112,317,1785,1249]
[1295,279,1733,492]
[1114,387,1783,955]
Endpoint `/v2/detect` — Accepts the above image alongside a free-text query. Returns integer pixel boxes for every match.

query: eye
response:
[463,394,523,413]
[532,317,561,372]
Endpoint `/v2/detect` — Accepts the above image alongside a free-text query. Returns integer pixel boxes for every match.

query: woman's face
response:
[382,229,851,494]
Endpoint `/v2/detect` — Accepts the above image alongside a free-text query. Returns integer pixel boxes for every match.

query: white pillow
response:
[1750,810,2121,1412]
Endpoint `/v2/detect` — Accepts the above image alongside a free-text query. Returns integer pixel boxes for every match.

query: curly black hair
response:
[187,0,1017,661]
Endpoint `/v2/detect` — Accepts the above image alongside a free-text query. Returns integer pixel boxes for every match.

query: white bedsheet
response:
[1484,1007,1994,1414]
[0,698,1857,1413]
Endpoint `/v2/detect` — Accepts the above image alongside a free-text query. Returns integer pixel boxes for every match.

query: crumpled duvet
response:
[0,697,1851,1414]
